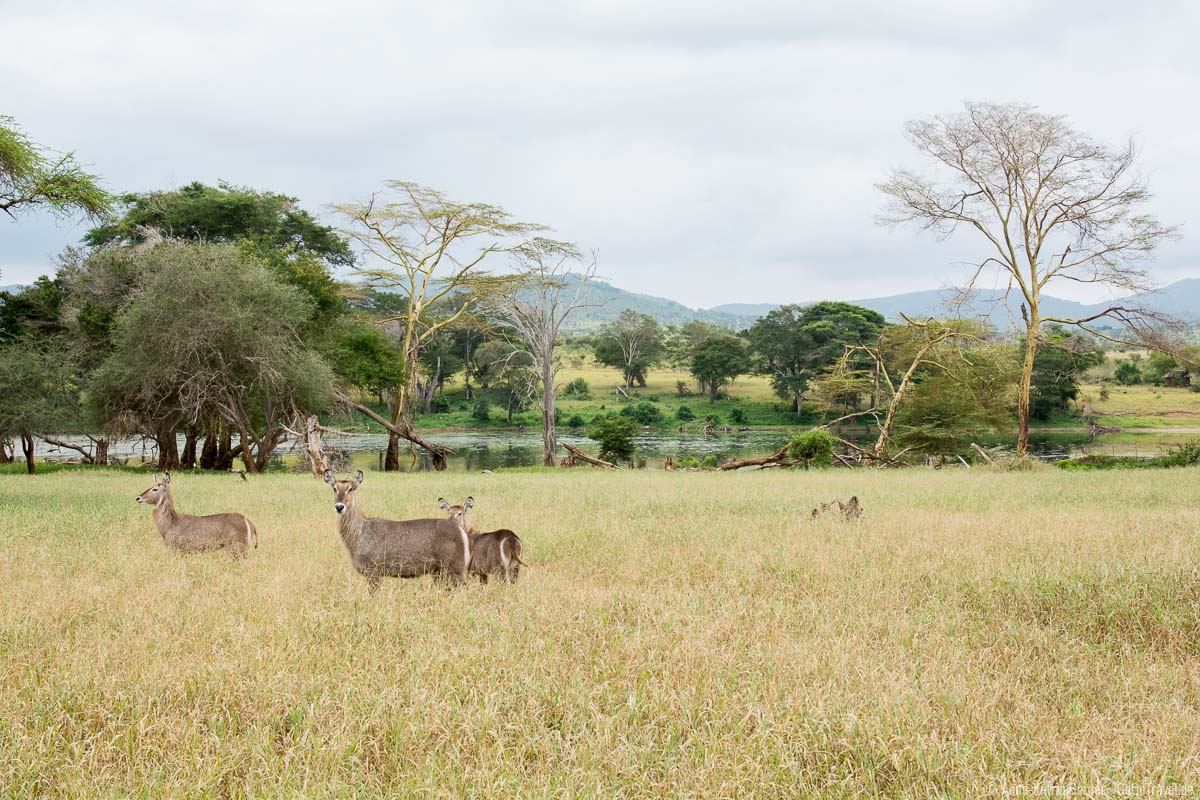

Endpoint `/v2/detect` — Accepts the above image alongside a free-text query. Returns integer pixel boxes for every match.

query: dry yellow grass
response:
[2,467,1199,797]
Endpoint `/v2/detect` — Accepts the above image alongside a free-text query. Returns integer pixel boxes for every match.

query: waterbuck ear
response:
[438,498,449,510]
[352,470,364,488]
[162,472,171,485]
[323,469,335,485]
[464,496,474,510]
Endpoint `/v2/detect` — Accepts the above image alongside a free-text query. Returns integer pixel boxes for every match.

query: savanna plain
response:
[1,467,1198,798]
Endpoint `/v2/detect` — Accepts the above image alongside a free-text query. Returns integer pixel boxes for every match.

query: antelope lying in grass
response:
[810,496,862,522]
[439,497,527,584]
[135,472,258,557]
[324,470,470,591]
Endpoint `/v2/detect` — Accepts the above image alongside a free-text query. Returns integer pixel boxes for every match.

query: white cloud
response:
[3,0,1196,306]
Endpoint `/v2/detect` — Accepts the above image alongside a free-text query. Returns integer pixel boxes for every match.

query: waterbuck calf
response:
[135,472,258,557]
[439,497,527,584]
[324,470,470,591]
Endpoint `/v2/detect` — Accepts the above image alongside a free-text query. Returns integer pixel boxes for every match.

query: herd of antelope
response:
[135,469,526,589]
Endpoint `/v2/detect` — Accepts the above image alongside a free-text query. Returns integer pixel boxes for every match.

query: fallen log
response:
[343,398,452,471]
[39,435,98,464]
[563,443,619,469]
[719,444,789,471]
[970,443,995,465]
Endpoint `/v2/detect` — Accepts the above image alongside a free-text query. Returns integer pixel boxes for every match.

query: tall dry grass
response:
[1,467,1198,797]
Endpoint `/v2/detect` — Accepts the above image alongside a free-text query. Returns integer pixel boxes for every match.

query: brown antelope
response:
[324,470,469,591]
[439,497,527,584]
[135,472,258,557]
[810,496,862,522]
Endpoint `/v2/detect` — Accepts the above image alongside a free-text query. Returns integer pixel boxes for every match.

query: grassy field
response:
[2,467,1199,797]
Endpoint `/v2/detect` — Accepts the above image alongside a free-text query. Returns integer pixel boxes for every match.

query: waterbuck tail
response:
[504,536,528,567]
[246,518,259,549]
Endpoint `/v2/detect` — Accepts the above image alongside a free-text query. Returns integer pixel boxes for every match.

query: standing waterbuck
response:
[439,497,527,584]
[135,472,259,557]
[324,470,470,591]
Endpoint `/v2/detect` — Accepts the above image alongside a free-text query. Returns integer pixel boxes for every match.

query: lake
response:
[30,428,1200,471]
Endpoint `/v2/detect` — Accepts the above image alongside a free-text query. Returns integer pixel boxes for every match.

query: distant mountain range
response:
[565,277,1200,332]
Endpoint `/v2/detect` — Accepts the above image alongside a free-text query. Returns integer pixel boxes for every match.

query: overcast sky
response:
[3,0,1197,308]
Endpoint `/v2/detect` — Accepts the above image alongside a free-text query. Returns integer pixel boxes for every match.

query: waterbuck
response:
[438,497,527,584]
[135,472,258,557]
[324,470,470,591]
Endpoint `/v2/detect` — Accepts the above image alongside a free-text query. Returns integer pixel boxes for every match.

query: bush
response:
[429,396,450,413]
[471,399,491,422]
[589,414,638,462]
[1114,360,1141,385]
[620,401,663,426]
[729,408,748,425]
[1099,386,1110,401]
[567,414,586,428]
[1159,439,1200,467]
[677,457,700,468]
[787,428,835,469]
[700,454,719,469]
[675,405,696,421]
[562,377,591,399]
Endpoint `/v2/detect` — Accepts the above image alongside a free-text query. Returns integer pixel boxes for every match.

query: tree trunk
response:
[215,425,234,471]
[349,398,450,471]
[0,438,11,464]
[199,423,218,469]
[180,426,198,469]
[384,433,400,471]
[709,383,718,404]
[1017,324,1039,458]
[94,438,108,466]
[21,433,35,474]
[304,416,328,477]
[541,354,557,467]
[156,423,180,471]
[238,428,259,474]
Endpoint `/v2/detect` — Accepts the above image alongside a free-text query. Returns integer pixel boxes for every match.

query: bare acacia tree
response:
[331,182,550,470]
[879,102,1177,456]
[486,242,597,466]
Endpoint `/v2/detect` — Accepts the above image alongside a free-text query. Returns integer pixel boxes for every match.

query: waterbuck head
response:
[136,472,171,505]
[324,469,363,515]
[438,496,474,531]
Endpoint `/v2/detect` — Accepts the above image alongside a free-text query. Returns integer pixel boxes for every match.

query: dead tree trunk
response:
[346,398,451,471]
[562,443,620,469]
[719,444,790,471]
[303,415,329,477]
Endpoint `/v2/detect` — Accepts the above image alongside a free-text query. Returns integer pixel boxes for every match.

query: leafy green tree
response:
[0,116,111,226]
[1142,351,1179,385]
[85,181,352,264]
[589,414,637,462]
[90,243,333,472]
[619,401,663,425]
[0,276,67,341]
[0,338,82,473]
[748,302,885,414]
[690,333,750,403]
[1114,359,1142,385]
[787,428,835,469]
[328,319,406,407]
[1029,327,1104,421]
[593,310,663,392]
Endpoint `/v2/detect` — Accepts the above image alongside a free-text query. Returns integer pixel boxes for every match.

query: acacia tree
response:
[486,243,596,466]
[594,310,662,393]
[690,333,750,403]
[331,182,548,470]
[0,337,82,473]
[0,116,111,228]
[880,102,1177,456]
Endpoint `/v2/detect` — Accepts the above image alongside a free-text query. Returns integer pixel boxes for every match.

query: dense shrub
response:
[700,454,719,469]
[471,399,491,422]
[787,428,835,469]
[620,401,663,426]
[589,414,638,461]
[675,405,696,421]
[730,408,748,425]
[562,377,591,399]
[567,414,586,428]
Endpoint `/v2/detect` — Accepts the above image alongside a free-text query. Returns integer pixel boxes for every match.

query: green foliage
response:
[89,243,333,466]
[620,401,663,425]
[567,414,585,428]
[562,377,591,399]
[85,181,352,265]
[1114,360,1142,385]
[589,414,638,461]
[787,428,835,469]
[675,405,696,421]
[0,115,112,223]
[729,407,748,425]
[1056,439,1200,471]
[690,333,750,403]
[0,276,67,342]
[700,454,719,469]
[676,457,700,469]
[0,337,83,437]
[1143,351,1179,385]
[747,302,885,412]
[1030,329,1104,421]
[471,399,492,422]
[328,320,405,398]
